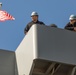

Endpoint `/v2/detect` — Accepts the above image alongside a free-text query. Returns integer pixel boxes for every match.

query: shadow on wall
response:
[0,49,19,75]
[15,54,19,75]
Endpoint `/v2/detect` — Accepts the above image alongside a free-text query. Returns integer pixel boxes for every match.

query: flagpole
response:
[0,2,2,10]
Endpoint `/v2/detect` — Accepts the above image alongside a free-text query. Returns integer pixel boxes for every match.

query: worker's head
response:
[69,14,76,24]
[31,11,38,22]
[50,24,58,28]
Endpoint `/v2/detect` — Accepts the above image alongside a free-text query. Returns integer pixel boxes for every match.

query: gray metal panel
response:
[36,25,76,65]
[0,49,15,75]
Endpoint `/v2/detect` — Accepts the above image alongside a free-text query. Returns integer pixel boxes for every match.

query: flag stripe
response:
[0,10,15,21]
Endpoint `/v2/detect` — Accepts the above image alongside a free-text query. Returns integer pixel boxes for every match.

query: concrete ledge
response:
[15,24,76,75]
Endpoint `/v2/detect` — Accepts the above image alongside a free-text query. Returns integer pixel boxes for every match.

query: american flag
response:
[0,10,15,21]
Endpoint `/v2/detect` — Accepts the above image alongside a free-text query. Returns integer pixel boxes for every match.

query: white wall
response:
[0,25,75,75]
[15,25,38,75]
[15,24,76,75]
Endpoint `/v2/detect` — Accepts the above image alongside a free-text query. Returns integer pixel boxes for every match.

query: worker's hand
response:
[74,27,76,31]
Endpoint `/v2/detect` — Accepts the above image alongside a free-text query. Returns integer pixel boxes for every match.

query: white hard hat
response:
[31,11,38,17]
[69,14,76,20]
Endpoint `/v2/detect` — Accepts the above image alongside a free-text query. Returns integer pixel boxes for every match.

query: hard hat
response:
[69,14,76,20]
[31,11,38,17]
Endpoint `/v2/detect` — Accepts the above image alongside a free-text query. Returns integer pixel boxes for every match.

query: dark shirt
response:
[64,22,76,31]
[24,20,45,34]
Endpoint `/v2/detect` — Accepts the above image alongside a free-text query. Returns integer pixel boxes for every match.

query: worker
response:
[64,14,76,31]
[24,11,45,34]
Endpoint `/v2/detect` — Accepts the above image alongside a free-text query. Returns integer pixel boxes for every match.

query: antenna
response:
[0,2,2,10]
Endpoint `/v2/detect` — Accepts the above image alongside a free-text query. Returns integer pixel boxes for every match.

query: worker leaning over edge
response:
[24,11,45,34]
[64,14,76,31]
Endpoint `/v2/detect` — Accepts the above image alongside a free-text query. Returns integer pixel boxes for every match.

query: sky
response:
[0,0,76,51]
